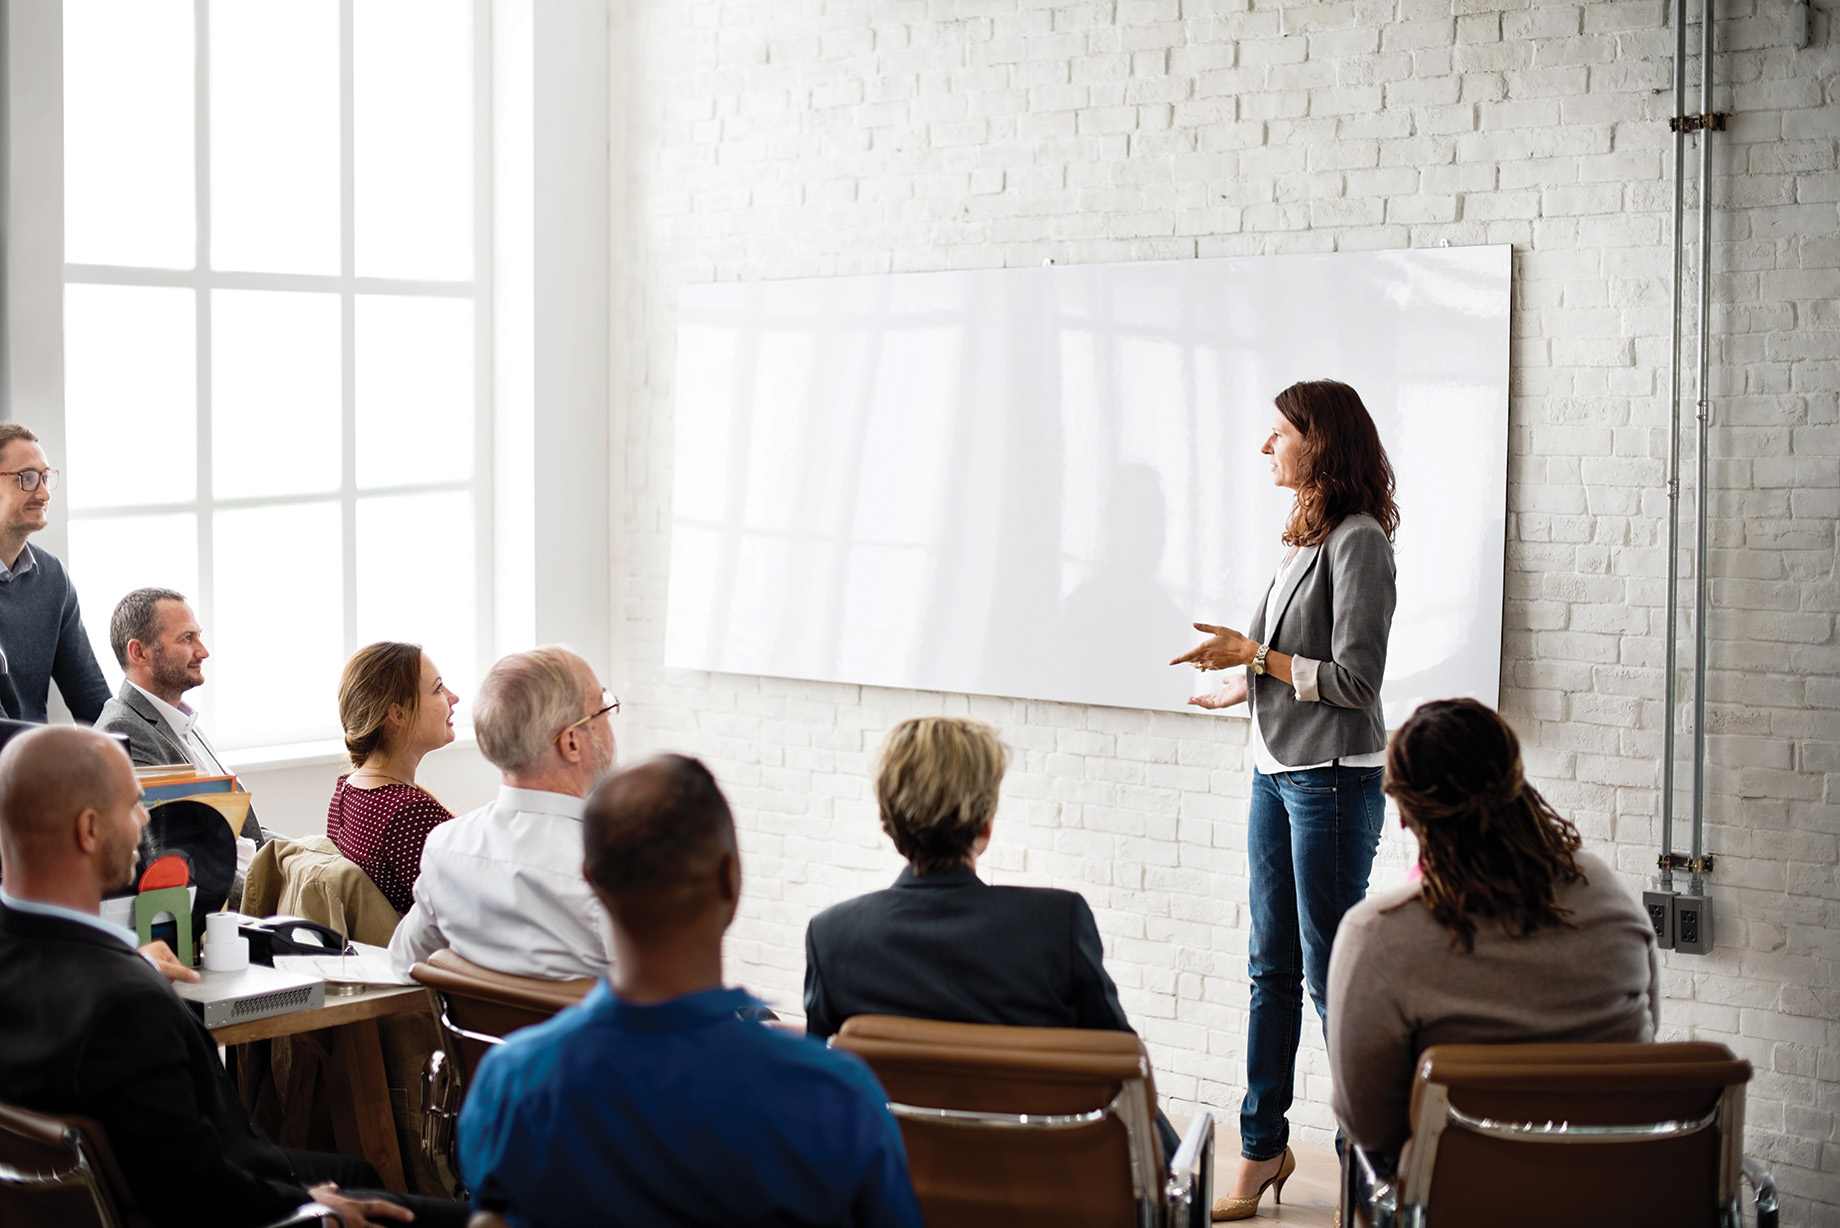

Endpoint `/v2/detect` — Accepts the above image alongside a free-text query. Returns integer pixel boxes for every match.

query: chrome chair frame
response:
[419,993,506,1174]
[0,1120,119,1228]
[882,1084,1212,1228]
[0,1102,340,1228]
[1346,1079,1779,1228]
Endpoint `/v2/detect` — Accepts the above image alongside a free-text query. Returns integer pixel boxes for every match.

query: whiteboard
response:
[666,246,1510,723]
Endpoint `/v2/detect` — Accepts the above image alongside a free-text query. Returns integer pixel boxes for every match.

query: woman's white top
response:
[1251,545,1388,775]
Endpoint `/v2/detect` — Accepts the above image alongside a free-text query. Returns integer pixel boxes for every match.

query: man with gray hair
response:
[388,646,619,979]
[97,587,265,847]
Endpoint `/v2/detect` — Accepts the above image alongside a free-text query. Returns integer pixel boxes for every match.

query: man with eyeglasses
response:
[388,645,620,981]
[0,424,109,723]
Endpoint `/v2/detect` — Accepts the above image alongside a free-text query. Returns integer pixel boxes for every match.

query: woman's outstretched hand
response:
[1188,675,1249,710]
[1170,622,1258,672]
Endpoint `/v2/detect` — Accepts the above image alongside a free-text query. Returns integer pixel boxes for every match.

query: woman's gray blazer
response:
[1246,512,1396,766]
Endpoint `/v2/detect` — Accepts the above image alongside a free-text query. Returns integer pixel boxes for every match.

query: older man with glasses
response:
[388,645,621,981]
[0,423,109,723]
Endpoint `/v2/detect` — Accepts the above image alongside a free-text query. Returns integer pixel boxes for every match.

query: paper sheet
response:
[273,940,410,986]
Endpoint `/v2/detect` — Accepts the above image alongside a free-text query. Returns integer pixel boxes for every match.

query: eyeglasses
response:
[553,689,620,742]
[0,468,59,493]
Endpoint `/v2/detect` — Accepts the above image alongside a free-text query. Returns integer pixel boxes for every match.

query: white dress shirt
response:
[130,682,256,877]
[129,682,231,777]
[387,784,612,981]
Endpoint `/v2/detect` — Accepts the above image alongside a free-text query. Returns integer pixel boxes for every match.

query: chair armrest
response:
[1163,1110,1213,1228]
[1742,1157,1778,1228]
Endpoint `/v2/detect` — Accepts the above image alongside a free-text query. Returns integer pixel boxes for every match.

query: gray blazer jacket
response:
[97,681,264,843]
[1247,512,1396,766]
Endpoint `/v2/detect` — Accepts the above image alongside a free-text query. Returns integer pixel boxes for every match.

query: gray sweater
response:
[0,544,110,723]
[1326,850,1659,1159]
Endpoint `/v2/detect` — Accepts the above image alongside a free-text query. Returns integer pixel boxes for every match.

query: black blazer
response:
[0,903,307,1228]
[802,865,1134,1040]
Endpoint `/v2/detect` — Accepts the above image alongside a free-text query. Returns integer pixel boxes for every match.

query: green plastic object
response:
[134,886,194,967]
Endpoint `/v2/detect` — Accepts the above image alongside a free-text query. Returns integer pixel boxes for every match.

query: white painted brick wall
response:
[609,2,1839,1218]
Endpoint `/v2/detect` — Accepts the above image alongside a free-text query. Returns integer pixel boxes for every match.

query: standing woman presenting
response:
[1170,379,1398,1221]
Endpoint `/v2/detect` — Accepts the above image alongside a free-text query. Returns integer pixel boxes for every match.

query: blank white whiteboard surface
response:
[667,246,1509,724]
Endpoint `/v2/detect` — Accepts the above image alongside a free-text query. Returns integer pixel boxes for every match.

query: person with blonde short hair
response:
[805,714,1133,1031]
[388,646,620,980]
[873,716,1010,873]
[804,716,1181,1154]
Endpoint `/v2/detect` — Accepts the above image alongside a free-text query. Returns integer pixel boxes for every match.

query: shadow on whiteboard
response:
[665,246,1510,723]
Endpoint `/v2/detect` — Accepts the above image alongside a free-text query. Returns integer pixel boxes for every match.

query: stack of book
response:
[134,764,253,838]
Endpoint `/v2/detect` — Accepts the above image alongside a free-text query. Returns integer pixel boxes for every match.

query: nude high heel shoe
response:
[1211,1146,1296,1221]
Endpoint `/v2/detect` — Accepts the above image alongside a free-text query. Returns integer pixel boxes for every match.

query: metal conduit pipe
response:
[1660,0,1721,919]
[1660,0,1690,898]
[1688,0,1717,899]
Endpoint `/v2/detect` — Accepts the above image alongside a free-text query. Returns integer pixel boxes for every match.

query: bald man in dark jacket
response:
[0,725,464,1228]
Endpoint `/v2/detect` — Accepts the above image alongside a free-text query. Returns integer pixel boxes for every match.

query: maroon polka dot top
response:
[326,777,455,915]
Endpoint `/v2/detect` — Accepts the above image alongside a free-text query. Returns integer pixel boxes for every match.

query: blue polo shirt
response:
[457,982,923,1228]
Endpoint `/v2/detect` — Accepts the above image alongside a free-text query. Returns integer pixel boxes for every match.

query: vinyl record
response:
[138,799,236,945]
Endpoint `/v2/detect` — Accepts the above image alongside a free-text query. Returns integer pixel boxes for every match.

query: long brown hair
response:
[1385,698,1585,952]
[337,642,425,769]
[1276,379,1399,547]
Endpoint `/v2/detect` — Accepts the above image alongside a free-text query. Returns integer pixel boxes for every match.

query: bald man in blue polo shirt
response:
[457,754,922,1228]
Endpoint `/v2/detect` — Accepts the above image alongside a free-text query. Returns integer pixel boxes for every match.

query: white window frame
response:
[5,0,611,769]
[59,0,496,755]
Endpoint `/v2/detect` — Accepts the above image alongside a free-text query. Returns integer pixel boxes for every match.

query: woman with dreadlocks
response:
[1326,698,1659,1163]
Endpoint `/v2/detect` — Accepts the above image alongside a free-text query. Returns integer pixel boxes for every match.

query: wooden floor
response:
[1206,1121,1339,1226]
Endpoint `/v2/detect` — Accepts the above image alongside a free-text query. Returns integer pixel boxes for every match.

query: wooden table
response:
[214,984,428,1193]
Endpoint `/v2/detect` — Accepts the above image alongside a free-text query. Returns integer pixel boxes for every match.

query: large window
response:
[63,0,490,751]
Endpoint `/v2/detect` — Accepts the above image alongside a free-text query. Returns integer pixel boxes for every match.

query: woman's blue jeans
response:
[1240,763,1385,1161]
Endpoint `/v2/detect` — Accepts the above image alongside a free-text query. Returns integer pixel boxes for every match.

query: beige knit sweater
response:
[1326,850,1659,1158]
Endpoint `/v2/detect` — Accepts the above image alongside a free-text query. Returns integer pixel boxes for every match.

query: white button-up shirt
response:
[387,784,612,981]
[129,682,231,777]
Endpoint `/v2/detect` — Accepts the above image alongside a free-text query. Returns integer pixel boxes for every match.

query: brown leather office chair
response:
[833,1014,1213,1228]
[1342,1042,1779,1228]
[0,1099,337,1228]
[409,950,594,1178]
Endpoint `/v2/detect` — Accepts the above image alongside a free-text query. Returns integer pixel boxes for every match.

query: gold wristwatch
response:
[1250,643,1270,676]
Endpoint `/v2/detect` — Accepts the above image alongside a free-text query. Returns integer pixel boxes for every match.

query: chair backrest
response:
[410,949,594,1080]
[833,1015,1164,1228]
[1400,1042,1751,1228]
[0,1101,134,1228]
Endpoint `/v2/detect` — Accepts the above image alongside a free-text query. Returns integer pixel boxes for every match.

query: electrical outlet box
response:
[1673,893,1714,955]
[1643,890,1677,950]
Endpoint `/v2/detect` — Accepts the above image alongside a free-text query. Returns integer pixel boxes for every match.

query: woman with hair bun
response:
[1172,379,1400,1219]
[326,641,459,914]
[1327,697,1659,1164]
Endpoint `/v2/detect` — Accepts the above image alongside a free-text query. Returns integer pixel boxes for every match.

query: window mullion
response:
[339,0,358,661]
[472,0,495,691]
[194,0,217,701]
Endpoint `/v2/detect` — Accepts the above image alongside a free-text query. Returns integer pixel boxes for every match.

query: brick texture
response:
[609,2,1840,1217]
